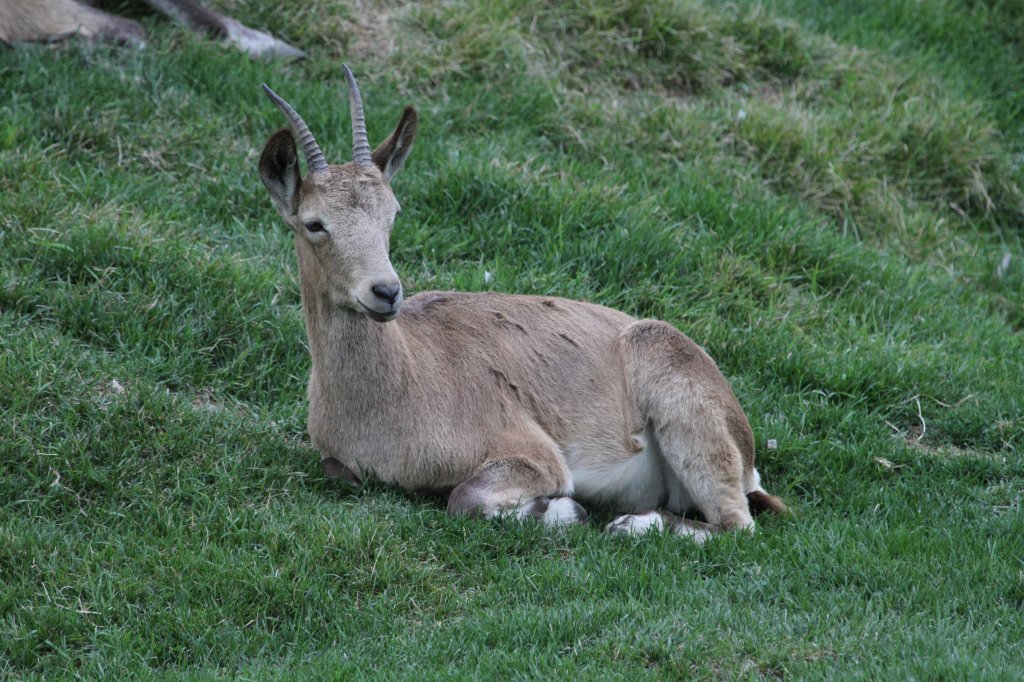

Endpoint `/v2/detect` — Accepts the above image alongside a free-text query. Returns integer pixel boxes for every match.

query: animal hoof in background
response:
[221,17,305,60]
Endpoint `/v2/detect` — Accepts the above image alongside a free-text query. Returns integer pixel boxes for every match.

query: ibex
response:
[258,66,787,540]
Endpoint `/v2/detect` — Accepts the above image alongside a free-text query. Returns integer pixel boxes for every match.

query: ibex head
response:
[259,65,418,321]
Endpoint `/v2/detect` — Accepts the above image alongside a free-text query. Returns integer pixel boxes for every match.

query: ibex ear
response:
[259,129,302,218]
[371,106,418,182]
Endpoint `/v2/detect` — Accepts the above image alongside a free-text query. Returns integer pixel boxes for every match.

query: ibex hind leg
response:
[620,320,754,533]
[447,438,588,528]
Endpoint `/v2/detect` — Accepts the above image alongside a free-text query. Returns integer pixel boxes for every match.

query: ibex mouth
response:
[357,298,400,323]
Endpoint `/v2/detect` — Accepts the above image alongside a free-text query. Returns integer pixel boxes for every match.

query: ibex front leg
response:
[447,434,587,527]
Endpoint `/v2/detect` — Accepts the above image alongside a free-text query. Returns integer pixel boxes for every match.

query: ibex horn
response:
[342,64,374,167]
[261,83,328,173]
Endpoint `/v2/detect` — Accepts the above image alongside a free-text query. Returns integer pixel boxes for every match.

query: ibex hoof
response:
[605,511,713,543]
[529,496,588,527]
[605,511,665,536]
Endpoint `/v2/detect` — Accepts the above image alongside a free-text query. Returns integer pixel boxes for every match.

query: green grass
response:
[2,0,1023,678]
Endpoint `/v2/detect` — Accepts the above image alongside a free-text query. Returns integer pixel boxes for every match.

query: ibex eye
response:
[304,220,325,233]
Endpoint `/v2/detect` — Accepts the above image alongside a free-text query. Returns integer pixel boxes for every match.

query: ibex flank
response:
[258,66,787,540]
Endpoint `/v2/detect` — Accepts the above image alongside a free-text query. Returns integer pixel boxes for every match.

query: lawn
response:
[2,0,1023,678]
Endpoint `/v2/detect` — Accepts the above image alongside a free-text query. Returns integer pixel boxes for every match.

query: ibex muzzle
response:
[258,67,787,541]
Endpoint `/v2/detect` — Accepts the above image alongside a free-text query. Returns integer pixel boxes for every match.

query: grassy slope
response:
[2,0,1022,678]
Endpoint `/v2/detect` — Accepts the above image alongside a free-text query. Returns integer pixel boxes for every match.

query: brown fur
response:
[0,0,145,45]
[747,489,789,516]
[257,74,787,536]
[0,0,303,58]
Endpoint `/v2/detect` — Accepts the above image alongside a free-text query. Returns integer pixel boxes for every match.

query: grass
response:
[2,0,1023,678]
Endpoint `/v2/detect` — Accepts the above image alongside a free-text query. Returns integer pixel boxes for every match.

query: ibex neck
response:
[302,293,410,397]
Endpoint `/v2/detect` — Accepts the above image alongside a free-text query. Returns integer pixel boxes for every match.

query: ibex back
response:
[258,66,787,540]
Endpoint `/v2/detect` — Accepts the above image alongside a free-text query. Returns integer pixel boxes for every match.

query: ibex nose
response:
[371,282,402,306]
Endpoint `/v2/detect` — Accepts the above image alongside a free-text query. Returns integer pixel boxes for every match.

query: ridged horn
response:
[342,64,373,167]
[261,83,328,173]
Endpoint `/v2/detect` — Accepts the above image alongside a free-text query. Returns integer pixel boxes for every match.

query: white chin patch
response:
[605,511,665,536]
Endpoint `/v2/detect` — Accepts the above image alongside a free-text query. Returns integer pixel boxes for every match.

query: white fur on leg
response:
[669,518,713,544]
[605,511,665,536]
[606,512,717,543]
[541,497,588,527]
[486,496,587,527]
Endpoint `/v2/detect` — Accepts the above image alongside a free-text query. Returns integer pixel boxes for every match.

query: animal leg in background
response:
[0,0,145,46]
[143,0,304,60]
[0,0,304,59]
